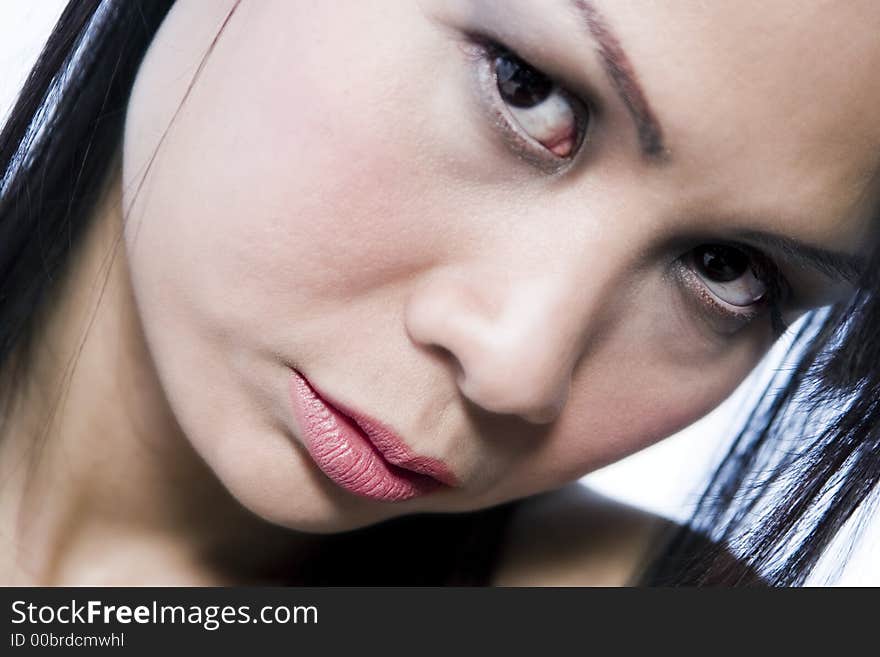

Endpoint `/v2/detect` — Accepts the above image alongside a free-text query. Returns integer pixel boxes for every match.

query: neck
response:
[0,165,303,585]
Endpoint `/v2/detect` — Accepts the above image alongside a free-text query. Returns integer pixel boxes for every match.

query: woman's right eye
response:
[472,41,591,163]
[493,49,584,157]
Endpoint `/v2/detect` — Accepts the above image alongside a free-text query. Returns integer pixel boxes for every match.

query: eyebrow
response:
[565,2,866,285]
[569,0,668,161]
[734,230,867,284]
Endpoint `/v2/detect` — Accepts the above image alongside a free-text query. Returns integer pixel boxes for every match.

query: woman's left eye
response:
[675,243,790,336]
[690,244,767,307]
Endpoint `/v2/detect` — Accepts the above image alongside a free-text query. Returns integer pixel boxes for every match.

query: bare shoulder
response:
[491,482,677,586]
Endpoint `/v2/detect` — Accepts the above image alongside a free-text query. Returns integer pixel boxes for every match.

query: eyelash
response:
[674,245,791,337]
[462,35,592,172]
[460,35,791,338]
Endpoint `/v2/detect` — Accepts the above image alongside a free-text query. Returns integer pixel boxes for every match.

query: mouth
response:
[288,368,458,502]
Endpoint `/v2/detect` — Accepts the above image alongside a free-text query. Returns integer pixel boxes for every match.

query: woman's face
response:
[121,0,880,531]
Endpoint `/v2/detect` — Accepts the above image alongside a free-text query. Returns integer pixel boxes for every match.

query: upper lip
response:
[304,377,460,488]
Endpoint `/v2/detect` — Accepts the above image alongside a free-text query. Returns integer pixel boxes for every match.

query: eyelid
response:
[670,246,791,337]
[671,260,762,334]
[457,24,608,116]
[461,35,593,174]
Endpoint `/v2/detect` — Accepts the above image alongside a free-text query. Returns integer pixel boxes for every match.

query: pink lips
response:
[288,369,457,502]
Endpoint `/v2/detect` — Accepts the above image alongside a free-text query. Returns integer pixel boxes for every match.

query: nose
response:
[404,264,592,425]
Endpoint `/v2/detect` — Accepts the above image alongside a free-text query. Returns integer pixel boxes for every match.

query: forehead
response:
[602,0,880,249]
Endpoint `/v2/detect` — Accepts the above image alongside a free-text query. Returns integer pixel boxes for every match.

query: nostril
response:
[404,268,578,426]
[521,395,568,425]
[456,362,570,426]
[420,343,466,381]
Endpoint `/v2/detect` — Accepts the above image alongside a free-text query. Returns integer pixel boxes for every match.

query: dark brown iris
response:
[495,51,553,108]
[694,245,750,282]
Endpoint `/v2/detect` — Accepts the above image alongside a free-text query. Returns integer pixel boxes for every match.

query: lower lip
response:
[288,370,445,502]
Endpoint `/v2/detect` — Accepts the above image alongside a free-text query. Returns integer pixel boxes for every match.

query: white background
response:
[2,0,876,585]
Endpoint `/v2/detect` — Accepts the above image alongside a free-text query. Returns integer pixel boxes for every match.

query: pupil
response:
[696,245,749,283]
[495,53,553,108]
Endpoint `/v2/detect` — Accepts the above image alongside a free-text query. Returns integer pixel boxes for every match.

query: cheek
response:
[118,0,489,528]
[123,0,517,346]
[496,322,767,499]
[124,10,453,343]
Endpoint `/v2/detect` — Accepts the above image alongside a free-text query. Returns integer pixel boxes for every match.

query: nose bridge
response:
[404,249,609,425]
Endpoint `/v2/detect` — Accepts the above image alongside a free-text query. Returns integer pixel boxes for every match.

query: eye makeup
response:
[459,34,593,174]
[453,27,794,341]
[671,244,791,337]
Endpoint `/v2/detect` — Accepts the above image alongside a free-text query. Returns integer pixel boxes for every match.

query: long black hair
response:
[1,0,878,585]
[0,0,175,399]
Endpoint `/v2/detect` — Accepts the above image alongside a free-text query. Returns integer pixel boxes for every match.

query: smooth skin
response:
[1,0,879,584]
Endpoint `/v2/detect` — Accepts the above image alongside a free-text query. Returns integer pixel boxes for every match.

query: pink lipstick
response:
[288,369,457,502]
